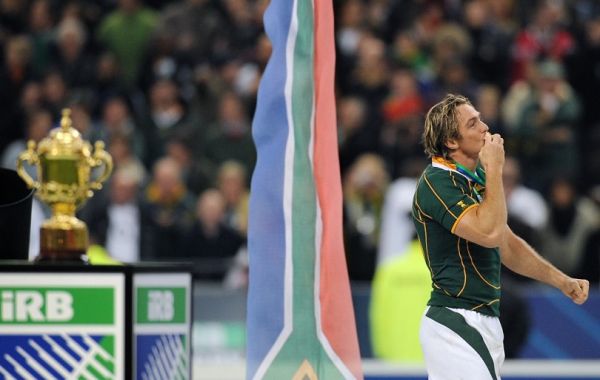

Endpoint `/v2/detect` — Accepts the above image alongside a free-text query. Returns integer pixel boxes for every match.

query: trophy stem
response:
[53,202,77,216]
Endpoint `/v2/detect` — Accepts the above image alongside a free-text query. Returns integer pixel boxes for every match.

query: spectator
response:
[379,69,425,177]
[97,0,158,88]
[377,158,426,266]
[503,156,549,232]
[511,59,581,190]
[338,95,378,175]
[568,15,600,188]
[336,0,367,88]
[19,80,44,113]
[540,177,600,276]
[178,188,246,281]
[389,29,434,83]
[475,84,506,137]
[155,0,225,63]
[430,23,472,72]
[203,91,256,179]
[0,0,29,36]
[462,0,513,90]
[53,17,96,90]
[11,80,45,145]
[347,35,389,115]
[69,99,101,143]
[0,35,34,151]
[107,131,148,187]
[93,51,125,111]
[343,153,389,282]
[220,0,263,58]
[428,57,479,106]
[165,133,211,196]
[511,0,575,83]
[216,160,249,236]
[95,96,147,164]
[382,69,424,126]
[1,108,52,177]
[140,156,195,260]
[41,70,69,119]
[81,168,144,263]
[141,79,193,163]
[28,0,55,77]
[568,15,600,127]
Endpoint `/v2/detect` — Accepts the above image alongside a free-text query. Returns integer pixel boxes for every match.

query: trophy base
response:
[35,249,89,264]
[38,225,89,264]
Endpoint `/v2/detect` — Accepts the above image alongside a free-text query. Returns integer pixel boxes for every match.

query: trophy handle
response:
[16,140,41,189]
[89,141,113,191]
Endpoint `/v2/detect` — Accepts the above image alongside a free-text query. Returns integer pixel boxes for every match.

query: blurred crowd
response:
[337,0,600,287]
[1,0,600,288]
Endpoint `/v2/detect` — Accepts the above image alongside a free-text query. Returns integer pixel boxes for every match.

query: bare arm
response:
[501,226,589,305]
[453,133,507,248]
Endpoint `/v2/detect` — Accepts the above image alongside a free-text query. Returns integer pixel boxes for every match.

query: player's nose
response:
[480,120,489,133]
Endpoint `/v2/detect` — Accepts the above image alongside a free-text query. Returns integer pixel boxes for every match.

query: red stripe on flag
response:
[313,0,363,378]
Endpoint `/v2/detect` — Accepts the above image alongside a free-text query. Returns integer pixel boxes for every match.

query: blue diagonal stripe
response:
[545,293,600,346]
[528,328,570,358]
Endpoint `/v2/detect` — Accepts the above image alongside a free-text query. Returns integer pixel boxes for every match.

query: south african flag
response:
[246,0,363,379]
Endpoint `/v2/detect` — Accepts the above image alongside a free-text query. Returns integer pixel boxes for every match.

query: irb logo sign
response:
[0,287,114,325]
[1,290,73,322]
[147,290,174,321]
[136,287,185,324]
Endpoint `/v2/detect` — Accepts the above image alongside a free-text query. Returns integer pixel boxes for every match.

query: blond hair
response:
[422,94,471,158]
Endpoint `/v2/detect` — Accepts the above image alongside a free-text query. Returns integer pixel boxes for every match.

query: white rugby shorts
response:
[420,306,505,380]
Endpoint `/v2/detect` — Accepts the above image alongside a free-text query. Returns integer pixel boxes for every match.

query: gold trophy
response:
[16,109,113,263]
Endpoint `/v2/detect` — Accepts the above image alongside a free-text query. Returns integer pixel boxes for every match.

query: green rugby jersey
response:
[412,157,501,316]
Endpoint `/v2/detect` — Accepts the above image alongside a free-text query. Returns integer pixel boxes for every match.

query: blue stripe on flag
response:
[246,0,294,378]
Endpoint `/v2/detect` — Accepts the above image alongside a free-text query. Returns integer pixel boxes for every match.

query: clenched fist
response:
[561,277,590,305]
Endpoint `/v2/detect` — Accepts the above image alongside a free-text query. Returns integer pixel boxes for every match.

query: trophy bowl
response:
[16,108,113,263]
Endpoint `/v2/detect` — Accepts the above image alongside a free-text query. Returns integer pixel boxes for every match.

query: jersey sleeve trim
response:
[451,203,479,234]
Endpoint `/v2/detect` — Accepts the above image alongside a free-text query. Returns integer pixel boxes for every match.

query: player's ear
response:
[445,138,459,150]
